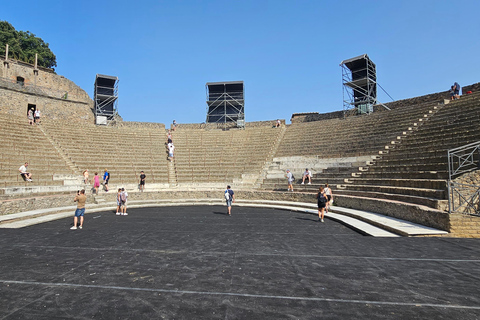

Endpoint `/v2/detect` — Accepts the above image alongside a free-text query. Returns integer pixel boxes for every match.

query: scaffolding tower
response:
[340,54,377,115]
[206,81,244,126]
[94,74,118,125]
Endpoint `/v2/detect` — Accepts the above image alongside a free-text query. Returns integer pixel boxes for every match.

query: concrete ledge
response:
[1,197,447,237]
[0,189,458,235]
[329,207,448,236]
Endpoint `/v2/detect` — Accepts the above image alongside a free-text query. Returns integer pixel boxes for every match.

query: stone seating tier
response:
[40,119,170,184]
[171,127,282,183]
[0,114,74,187]
[275,99,441,158]
[340,93,480,206]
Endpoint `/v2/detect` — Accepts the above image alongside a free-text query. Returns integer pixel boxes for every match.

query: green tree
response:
[0,21,57,68]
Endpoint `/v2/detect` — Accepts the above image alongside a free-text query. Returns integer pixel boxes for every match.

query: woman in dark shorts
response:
[324,183,333,212]
[316,186,327,223]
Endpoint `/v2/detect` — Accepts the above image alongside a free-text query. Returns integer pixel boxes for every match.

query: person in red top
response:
[93,172,100,195]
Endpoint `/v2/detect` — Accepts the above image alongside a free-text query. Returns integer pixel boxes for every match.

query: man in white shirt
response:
[168,143,175,161]
[286,170,294,192]
[121,188,128,215]
[19,162,32,181]
[301,168,312,185]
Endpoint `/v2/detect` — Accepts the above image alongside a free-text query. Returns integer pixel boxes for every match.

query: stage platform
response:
[0,205,479,319]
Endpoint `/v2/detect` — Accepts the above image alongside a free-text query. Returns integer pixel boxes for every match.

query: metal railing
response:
[448,141,480,215]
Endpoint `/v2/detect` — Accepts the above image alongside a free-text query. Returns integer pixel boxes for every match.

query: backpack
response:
[121,192,126,202]
[291,174,295,181]
[225,190,231,200]
[317,193,327,204]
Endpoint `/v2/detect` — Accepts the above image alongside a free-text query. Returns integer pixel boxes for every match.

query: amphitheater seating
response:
[1,88,479,216]
[41,120,169,185]
[261,98,445,193]
[172,127,282,183]
[339,92,480,208]
[0,113,74,190]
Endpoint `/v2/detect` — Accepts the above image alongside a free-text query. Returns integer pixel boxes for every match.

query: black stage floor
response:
[1,205,480,319]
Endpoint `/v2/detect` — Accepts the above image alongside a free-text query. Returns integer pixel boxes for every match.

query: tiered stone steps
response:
[41,119,169,185]
[261,98,445,194]
[0,114,74,190]
[172,127,282,184]
[339,92,480,209]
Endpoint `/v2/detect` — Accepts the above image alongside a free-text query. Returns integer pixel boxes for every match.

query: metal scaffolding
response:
[94,74,118,125]
[206,81,244,127]
[340,54,378,116]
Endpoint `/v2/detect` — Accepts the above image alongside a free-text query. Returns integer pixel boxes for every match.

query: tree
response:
[0,21,57,68]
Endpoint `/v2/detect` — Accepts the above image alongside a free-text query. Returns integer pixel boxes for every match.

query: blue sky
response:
[2,0,479,124]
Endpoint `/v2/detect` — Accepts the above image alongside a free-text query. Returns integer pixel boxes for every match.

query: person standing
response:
[453,82,461,100]
[316,186,327,223]
[83,169,89,184]
[71,189,86,230]
[121,188,128,216]
[34,109,41,124]
[301,168,312,185]
[286,170,294,192]
[93,172,100,195]
[172,120,177,131]
[224,185,235,216]
[116,188,123,215]
[19,162,32,181]
[139,171,146,192]
[324,183,333,212]
[103,169,110,192]
[168,143,175,161]
[27,109,34,125]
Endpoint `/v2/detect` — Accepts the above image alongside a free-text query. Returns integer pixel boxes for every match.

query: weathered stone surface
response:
[0,57,94,123]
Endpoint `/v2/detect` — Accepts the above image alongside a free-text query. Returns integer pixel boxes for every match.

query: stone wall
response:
[374,90,451,112]
[173,119,284,130]
[291,82,480,124]
[115,121,166,130]
[0,193,75,216]
[291,111,344,123]
[0,57,94,123]
[0,189,450,231]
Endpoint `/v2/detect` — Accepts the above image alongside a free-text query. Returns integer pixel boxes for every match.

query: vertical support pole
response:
[477,147,480,170]
[447,150,452,213]
[3,44,9,78]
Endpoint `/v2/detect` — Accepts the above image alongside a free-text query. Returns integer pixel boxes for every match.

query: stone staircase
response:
[254,125,287,187]
[40,119,170,185]
[172,126,282,185]
[261,97,446,194]
[0,113,77,191]
[168,159,178,186]
[337,92,480,210]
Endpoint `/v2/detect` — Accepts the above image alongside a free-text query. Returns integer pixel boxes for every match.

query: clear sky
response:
[2,0,479,124]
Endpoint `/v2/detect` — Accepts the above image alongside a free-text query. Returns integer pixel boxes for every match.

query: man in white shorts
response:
[302,168,312,185]
[19,162,32,181]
